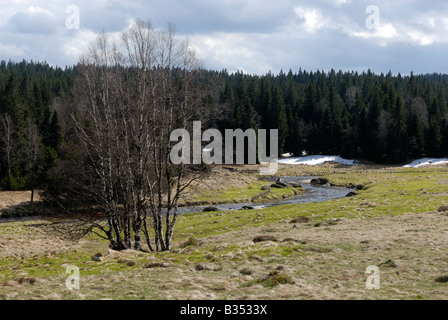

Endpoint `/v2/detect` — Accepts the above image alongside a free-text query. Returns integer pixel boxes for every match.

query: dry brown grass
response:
[182,165,261,200]
[0,220,84,259]
[0,191,40,211]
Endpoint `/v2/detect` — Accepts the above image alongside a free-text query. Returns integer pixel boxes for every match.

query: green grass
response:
[0,246,147,282]
[171,167,448,242]
[2,165,448,300]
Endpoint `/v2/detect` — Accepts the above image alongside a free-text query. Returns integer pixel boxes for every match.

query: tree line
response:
[2,60,448,195]
[214,69,448,164]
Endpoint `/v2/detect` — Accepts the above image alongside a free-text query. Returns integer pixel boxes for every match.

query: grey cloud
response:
[75,1,131,33]
[125,0,297,34]
[1,0,448,75]
[7,10,61,35]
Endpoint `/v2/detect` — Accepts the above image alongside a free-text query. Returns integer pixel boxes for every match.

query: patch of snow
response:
[278,155,358,166]
[403,158,448,168]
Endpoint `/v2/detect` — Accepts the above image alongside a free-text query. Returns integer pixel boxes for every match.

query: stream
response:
[177,176,353,214]
[0,176,353,223]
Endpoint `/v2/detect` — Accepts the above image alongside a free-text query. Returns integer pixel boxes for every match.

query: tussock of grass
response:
[241,271,295,288]
[180,237,203,248]
[435,275,448,283]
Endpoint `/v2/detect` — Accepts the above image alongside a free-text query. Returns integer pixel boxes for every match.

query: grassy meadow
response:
[1,163,448,300]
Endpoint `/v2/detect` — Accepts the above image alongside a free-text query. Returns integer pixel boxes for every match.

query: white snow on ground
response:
[278,155,358,166]
[403,158,448,168]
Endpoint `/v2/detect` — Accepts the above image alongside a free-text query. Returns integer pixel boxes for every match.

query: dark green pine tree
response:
[240,99,258,131]
[0,73,25,126]
[441,119,448,157]
[256,77,272,130]
[283,70,301,154]
[284,104,301,155]
[340,111,355,159]
[284,70,299,109]
[247,77,260,111]
[408,71,417,98]
[388,95,408,163]
[40,110,64,171]
[303,83,317,124]
[426,116,443,157]
[382,82,396,113]
[19,73,32,108]
[219,81,233,105]
[227,74,258,163]
[217,80,234,131]
[363,86,381,161]
[270,86,288,154]
[438,90,448,118]
[407,110,425,158]
[32,82,47,127]
[327,84,344,155]
[231,73,258,130]
[329,99,345,155]
[318,107,334,154]
[307,122,321,155]
[40,107,52,146]
[230,99,243,129]
[426,97,443,157]
[350,92,367,158]
[48,110,63,151]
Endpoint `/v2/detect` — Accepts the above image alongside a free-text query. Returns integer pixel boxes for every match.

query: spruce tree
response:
[388,95,408,162]
[270,86,288,154]
[32,82,46,126]
[48,110,63,151]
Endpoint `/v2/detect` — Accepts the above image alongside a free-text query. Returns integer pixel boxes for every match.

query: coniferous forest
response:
[1,59,448,191]
[0,60,74,192]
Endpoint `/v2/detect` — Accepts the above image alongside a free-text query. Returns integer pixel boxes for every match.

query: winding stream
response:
[177,176,353,214]
[0,177,352,223]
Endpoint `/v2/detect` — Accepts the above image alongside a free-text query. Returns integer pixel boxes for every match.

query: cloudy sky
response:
[1,0,448,75]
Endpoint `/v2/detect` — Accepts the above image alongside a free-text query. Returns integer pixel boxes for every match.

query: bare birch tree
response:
[70,19,204,251]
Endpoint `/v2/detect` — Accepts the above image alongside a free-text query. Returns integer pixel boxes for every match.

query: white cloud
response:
[189,32,274,74]
[407,31,435,46]
[350,20,443,47]
[351,23,398,40]
[293,7,326,33]
[63,29,97,62]
[26,6,53,16]
[326,0,352,6]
